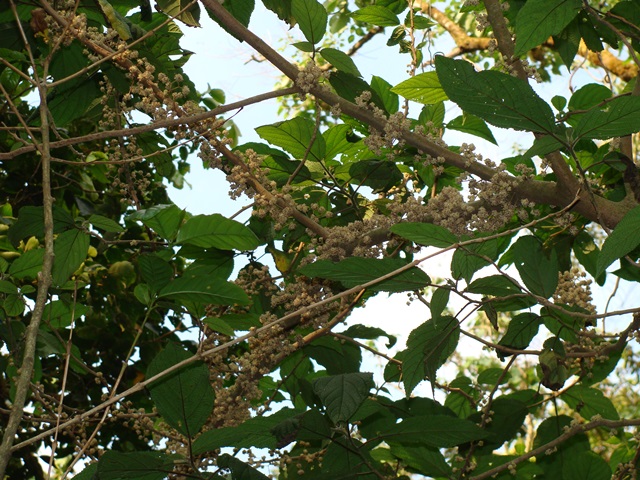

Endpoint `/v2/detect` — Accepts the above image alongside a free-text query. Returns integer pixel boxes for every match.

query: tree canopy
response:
[1,0,640,478]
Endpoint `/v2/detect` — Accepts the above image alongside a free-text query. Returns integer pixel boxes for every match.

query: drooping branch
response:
[202,0,631,229]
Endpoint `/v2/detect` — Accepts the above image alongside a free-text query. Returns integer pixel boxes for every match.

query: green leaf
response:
[391,222,458,248]
[192,408,303,453]
[299,257,430,292]
[435,56,556,133]
[497,313,543,359]
[387,443,452,478]
[128,204,185,240]
[351,5,399,27]
[52,229,90,286]
[514,0,582,56]
[596,205,640,276]
[222,0,254,27]
[466,275,522,297]
[147,343,214,437]
[8,206,75,245]
[291,0,327,44]
[43,300,89,329]
[218,454,270,480]
[320,47,361,77]
[512,236,558,298]
[3,294,24,316]
[323,124,354,159]
[87,214,123,233]
[391,72,448,105]
[256,116,326,161]
[346,159,403,192]
[138,254,173,293]
[8,249,44,280]
[97,451,176,480]
[384,414,487,448]
[451,236,508,282]
[176,214,260,251]
[534,415,591,478]
[371,75,399,114]
[573,96,640,140]
[156,0,200,27]
[0,280,17,294]
[341,324,397,348]
[568,84,612,112]
[447,113,497,145]
[403,316,459,395]
[562,451,611,480]
[429,287,450,319]
[158,275,250,306]
[313,372,374,423]
[561,385,619,420]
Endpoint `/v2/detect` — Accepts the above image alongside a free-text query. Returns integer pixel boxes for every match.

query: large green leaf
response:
[391,72,448,105]
[52,229,90,286]
[391,222,458,248]
[320,47,361,77]
[217,454,270,480]
[156,0,200,27]
[497,313,542,359]
[291,0,327,44]
[313,372,374,423]
[43,300,89,329]
[435,56,556,133]
[371,75,399,114]
[384,414,487,448]
[8,206,75,245]
[176,214,259,251]
[146,343,214,437]
[192,408,304,454]
[402,316,460,395]
[299,257,431,292]
[351,5,399,27]
[137,254,173,293]
[514,0,582,56]
[8,249,44,280]
[573,96,640,140]
[512,236,558,298]
[97,451,176,480]
[596,205,640,276]
[561,385,619,420]
[446,113,497,145]
[562,451,612,480]
[387,443,452,478]
[158,275,250,305]
[256,116,326,161]
[128,204,185,240]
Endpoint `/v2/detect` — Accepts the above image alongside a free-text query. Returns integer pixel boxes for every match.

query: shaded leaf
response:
[384,414,487,448]
[497,313,542,360]
[596,205,640,276]
[176,214,260,251]
[573,96,640,140]
[97,451,175,480]
[391,222,458,248]
[435,56,555,133]
[158,275,250,306]
[147,343,214,437]
[52,229,90,286]
[8,249,44,280]
[87,214,124,232]
[128,204,185,240]
[513,236,558,298]
[514,0,582,56]
[403,316,459,395]
[192,408,303,454]
[299,257,430,292]
[313,372,374,423]
[561,385,619,420]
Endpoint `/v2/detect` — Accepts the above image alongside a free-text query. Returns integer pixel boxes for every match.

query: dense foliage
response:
[1,0,640,478]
